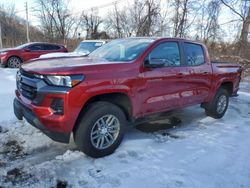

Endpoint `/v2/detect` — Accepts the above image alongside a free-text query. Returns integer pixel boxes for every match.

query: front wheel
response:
[205,88,229,119]
[74,102,126,158]
[7,56,22,68]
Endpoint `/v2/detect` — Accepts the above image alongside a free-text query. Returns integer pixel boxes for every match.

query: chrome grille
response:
[17,70,37,100]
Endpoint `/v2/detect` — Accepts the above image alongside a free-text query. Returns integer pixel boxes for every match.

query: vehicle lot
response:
[0,68,250,188]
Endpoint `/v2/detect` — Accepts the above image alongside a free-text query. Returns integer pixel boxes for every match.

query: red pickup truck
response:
[13,38,242,158]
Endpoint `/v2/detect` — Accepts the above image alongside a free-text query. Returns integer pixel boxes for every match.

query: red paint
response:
[0,42,67,66]
[16,38,242,134]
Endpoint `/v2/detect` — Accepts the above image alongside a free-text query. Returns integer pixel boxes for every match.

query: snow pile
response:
[0,68,250,188]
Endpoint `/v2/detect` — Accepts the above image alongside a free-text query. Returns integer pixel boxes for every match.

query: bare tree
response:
[131,0,161,36]
[0,4,21,46]
[104,3,124,38]
[195,0,221,43]
[80,9,103,39]
[35,0,76,43]
[220,0,250,54]
[205,0,221,42]
[0,4,44,47]
[172,0,190,37]
[112,2,122,38]
[104,0,162,37]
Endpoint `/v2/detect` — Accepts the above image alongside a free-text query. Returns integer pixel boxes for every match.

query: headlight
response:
[0,51,7,55]
[43,75,84,87]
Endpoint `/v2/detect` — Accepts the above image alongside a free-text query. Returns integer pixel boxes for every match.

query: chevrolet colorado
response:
[13,38,242,158]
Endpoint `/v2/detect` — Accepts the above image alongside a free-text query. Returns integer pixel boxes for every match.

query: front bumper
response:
[0,56,7,67]
[14,98,70,143]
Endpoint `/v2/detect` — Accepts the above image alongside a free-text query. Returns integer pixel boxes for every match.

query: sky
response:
[0,0,129,26]
[0,0,245,42]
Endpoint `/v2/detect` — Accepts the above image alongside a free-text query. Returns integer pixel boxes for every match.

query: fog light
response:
[50,98,64,115]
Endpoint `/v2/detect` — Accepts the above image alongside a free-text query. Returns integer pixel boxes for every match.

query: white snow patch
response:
[0,68,17,122]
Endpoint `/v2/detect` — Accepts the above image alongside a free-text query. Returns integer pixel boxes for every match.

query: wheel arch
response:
[202,81,233,109]
[73,92,133,132]
[220,81,233,96]
[7,55,23,66]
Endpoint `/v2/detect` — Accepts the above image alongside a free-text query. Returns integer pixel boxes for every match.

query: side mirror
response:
[144,58,165,68]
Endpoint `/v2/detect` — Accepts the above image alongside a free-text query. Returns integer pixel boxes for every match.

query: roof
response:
[80,40,109,43]
[18,42,65,46]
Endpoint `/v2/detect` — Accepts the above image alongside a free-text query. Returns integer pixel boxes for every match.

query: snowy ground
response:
[0,68,250,188]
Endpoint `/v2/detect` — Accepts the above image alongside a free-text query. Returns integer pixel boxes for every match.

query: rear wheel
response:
[7,56,22,68]
[74,102,126,158]
[205,88,229,119]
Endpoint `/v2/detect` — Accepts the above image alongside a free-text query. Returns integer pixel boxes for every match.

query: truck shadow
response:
[126,105,208,141]
[136,116,182,133]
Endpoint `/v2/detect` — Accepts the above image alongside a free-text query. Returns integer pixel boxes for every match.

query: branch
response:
[220,0,245,21]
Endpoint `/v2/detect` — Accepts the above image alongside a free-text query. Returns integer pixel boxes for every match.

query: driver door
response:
[139,41,187,115]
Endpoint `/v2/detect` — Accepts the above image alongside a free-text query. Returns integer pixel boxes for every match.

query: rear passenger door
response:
[181,42,212,104]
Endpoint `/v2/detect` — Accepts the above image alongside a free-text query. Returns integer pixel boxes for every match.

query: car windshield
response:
[89,38,155,61]
[15,43,30,49]
[74,42,103,53]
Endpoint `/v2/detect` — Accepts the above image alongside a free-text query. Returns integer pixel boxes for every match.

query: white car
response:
[39,40,108,58]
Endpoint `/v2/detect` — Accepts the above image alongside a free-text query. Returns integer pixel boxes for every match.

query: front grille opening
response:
[17,70,37,100]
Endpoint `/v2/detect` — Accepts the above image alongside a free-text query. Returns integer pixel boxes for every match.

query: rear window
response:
[184,43,205,66]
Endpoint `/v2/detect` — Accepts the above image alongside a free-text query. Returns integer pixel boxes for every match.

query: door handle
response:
[203,72,208,74]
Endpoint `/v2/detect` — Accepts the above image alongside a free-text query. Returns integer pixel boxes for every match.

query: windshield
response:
[15,43,30,49]
[74,42,104,53]
[89,38,155,61]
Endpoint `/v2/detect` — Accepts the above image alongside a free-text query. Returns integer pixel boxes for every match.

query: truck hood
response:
[21,56,131,75]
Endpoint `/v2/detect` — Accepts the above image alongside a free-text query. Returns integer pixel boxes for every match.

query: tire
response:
[7,56,22,68]
[74,101,126,158]
[205,88,229,119]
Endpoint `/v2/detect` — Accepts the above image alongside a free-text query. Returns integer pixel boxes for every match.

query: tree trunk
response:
[239,7,250,56]
[240,7,250,43]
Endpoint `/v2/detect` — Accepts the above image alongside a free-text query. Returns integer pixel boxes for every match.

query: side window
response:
[147,42,181,67]
[51,45,61,50]
[184,43,205,66]
[43,44,61,50]
[43,45,52,50]
[28,45,43,51]
[53,45,61,50]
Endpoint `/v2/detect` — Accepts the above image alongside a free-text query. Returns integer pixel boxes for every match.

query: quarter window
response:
[184,43,205,66]
[148,42,181,67]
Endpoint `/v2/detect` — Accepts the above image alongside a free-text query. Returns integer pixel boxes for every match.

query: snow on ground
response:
[0,68,250,188]
[0,68,17,122]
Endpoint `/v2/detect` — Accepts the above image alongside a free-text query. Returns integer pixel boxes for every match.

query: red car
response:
[0,42,68,68]
[14,38,242,158]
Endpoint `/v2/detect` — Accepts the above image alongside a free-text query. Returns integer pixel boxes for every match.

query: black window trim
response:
[143,40,184,68]
[182,42,206,67]
[26,43,62,51]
